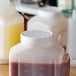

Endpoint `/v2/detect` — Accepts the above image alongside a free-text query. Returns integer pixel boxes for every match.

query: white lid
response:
[21,30,53,46]
[38,6,61,17]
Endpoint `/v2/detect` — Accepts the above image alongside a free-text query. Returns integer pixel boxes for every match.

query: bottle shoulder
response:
[10,43,65,57]
[10,43,65,63]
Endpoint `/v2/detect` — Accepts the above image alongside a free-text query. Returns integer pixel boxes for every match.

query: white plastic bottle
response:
[9,30,70,76]
[67,10,76,66]
[0,0,24,64]
[27,6,68,48]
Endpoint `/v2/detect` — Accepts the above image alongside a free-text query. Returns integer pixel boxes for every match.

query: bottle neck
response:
[20,31,54,47]
[21,37,53,47]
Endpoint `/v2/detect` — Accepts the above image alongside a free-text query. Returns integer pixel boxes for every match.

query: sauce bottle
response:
[0,0,24,64]
[9,30,70,76]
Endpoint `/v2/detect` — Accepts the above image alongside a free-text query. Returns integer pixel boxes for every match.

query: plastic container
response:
[27,6,68,49]
[0,0,24,64]
[67,10,76,66]
[9,30,70,76]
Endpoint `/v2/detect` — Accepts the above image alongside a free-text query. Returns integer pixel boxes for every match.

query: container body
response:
[10,55,70,76]
[9,43,70,76]
[9,30,70,76]
[0,12,24,64]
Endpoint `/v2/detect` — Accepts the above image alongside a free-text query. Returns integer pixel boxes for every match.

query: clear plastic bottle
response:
[27,6,68,49]
[0,0,24,64]
[9,30,70,76]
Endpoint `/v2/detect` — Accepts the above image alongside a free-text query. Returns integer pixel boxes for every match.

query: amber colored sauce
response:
[11,56,70,76]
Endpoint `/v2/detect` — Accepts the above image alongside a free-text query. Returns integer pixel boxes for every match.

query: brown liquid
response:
[11,55,70,76]
[19,12,34,30]
[24,14,34,30]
